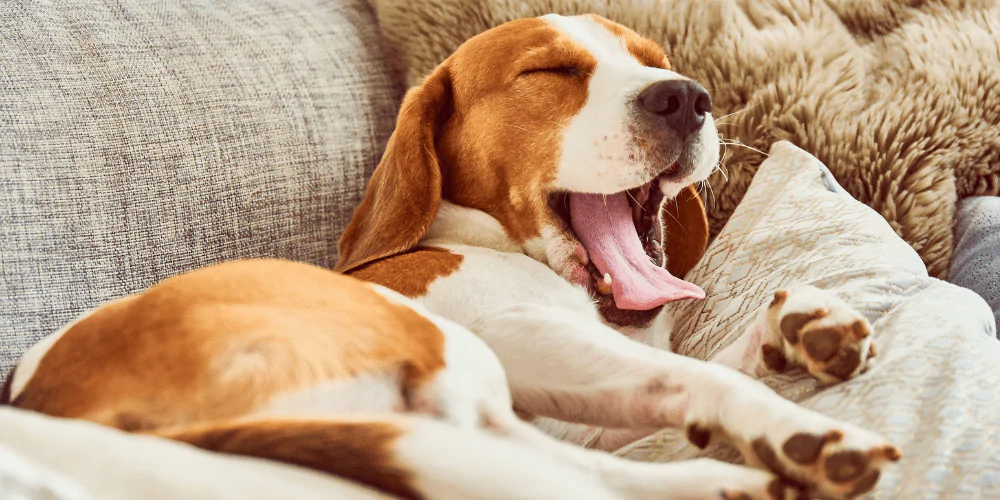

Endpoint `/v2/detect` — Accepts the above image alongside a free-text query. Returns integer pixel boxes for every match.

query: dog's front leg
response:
[477,303,899,500]
[710,286,877,384]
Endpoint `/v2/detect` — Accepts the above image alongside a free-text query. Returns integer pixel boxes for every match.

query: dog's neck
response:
[422,200,669,337]
[420,201,551,263]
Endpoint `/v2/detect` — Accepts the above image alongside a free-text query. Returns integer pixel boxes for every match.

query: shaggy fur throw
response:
[369,0,1000,278]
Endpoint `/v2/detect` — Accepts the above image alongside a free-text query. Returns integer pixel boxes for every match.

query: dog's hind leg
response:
[473,303,899,500]
[158,415,622,500]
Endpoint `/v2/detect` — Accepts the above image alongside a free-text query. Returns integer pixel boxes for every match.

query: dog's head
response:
[338,14,719,323]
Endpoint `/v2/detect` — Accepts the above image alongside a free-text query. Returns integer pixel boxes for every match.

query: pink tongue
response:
[569,193,705,310]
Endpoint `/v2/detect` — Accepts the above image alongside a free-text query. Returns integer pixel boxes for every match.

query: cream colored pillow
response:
[615,141,999,497]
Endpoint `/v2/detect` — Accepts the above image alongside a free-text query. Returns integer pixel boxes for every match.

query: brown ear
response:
[662,184,709,278]
[335,66,453,273]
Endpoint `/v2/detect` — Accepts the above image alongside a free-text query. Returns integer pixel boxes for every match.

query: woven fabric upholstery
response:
[950,196,1000,338]
[0,0,400,378]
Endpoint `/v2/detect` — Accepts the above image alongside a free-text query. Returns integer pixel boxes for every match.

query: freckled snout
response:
[638,80,712,137]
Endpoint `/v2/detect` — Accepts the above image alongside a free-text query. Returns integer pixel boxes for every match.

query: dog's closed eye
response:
[519,66,583,78]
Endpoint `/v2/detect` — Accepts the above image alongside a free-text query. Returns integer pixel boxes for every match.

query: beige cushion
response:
[616,142,1000,498]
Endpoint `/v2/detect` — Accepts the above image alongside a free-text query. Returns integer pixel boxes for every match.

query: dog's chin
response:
[547,159,707,328]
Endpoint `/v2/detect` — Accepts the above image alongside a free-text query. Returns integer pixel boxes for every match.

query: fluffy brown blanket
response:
[369,0,1000,278]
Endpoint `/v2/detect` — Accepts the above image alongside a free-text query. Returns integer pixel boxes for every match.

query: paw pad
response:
[749,431,901,499]
[824,450,869,482]
[761,344,788,372]
[802,327,843,362]
[778,309,829,344]
[782,431,843,465]
[823,346,862,381]
[768,287,876,383]
[686,422,713,449]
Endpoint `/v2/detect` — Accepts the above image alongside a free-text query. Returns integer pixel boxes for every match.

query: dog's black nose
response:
[638,80,712,137]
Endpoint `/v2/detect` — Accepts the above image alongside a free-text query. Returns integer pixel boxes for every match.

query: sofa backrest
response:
[0,0,401,378]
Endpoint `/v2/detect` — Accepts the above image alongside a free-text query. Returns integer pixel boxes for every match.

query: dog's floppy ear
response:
[662,185,709,278]
[336,66,453,273]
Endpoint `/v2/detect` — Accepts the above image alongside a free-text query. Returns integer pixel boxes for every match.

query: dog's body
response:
[3,14,899,500]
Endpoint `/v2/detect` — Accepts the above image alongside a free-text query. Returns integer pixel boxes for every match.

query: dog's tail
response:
[149,415,622,500]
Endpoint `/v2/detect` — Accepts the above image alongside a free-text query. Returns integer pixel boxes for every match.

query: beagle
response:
[3,14,899,500]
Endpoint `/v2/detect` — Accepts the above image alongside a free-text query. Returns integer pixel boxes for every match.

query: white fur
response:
[412,211,892,497]
[251,373,406,418]
[542,14,719,198]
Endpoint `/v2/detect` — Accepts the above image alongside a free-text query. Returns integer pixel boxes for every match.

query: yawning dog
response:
[3,14,899,500]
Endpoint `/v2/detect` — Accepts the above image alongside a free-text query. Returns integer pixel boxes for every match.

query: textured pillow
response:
[0,0,400,378]
[616,142,1000,498]
[949,197,1000,338]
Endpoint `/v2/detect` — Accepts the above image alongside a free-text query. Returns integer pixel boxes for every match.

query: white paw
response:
[762,286,876,383]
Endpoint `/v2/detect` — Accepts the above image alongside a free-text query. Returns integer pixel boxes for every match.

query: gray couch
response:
[0,0,400,379]
[3,1,1000,497]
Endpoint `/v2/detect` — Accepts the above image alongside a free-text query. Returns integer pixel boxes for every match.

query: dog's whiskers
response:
[720,140,769,157]
[713,102,758,124]
[626,190,646,212]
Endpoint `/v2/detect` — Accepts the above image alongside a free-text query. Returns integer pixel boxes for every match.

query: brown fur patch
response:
[0,366,14,405]
[161,419,421,499]
[350,247,463,298]
[335,61,453,273]
[585,14,670,69]
[437,19,596,244]
[337,18,598,271]
[11,259,446,429]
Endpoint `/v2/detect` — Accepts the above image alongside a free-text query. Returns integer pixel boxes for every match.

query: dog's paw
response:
[747,417,901,499]
[718,472,804,500]
[687,404,901,500]
[762,286,875,383]
[637,459,806,500]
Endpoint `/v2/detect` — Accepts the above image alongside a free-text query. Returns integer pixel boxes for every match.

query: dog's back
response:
[6,259,443,429]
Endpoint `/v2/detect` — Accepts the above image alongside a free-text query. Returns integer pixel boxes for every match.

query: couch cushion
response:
[0,0,400,377]
[949,196,1000,338]
[616,142,1000,498]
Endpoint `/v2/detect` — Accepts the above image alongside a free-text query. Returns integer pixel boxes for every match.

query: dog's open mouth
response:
[549,162,705,312]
